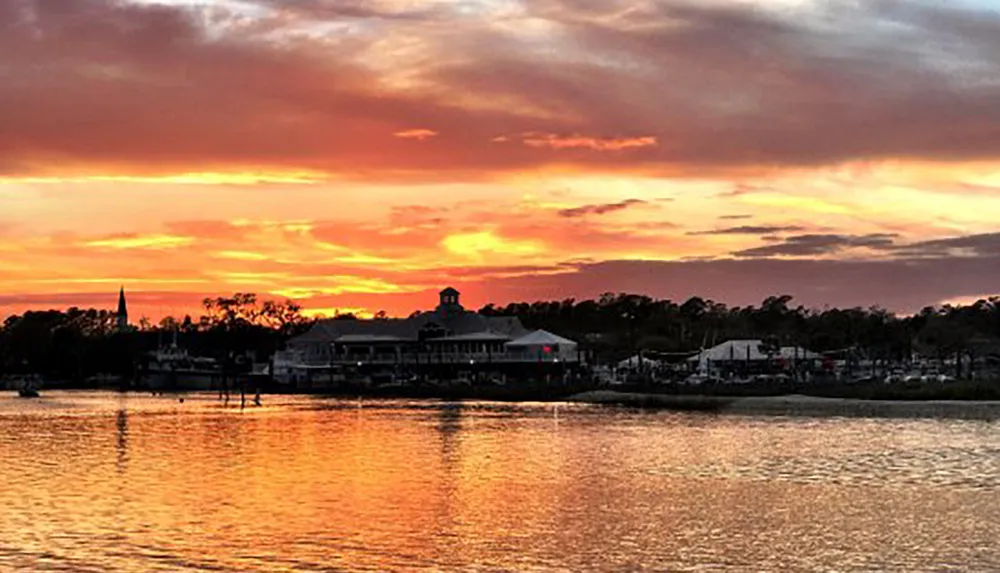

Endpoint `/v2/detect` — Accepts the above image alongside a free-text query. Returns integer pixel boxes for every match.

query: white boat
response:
[142,345,222,391]
[269,349,345,387]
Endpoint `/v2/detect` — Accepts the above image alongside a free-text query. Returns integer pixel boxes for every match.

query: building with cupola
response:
[281,287,580,384]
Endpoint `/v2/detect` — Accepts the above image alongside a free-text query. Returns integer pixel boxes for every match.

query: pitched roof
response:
[289,309,528,346]
[431,332,512,342]
[336,334,411,343]
[506,330,577,347]
[687,339,820,362]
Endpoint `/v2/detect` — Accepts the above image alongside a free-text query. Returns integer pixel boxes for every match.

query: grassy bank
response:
[569,391,1000,419]
[806,379,1000,401]
[607,378,1000,401]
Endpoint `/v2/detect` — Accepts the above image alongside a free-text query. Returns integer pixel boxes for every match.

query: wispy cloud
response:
[84,234,194,250]
[4,0,1000,319]
[558,199,647,218]
[516,133,658,152]
[393,129,438,141]
[733,234,899,258]
[689,225,806,236]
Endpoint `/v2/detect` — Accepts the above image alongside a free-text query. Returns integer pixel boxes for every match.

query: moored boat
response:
[10,375,42,398]
[141,344,222,391]
[18,387,40,398]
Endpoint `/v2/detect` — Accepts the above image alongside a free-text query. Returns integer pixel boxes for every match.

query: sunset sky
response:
[2,0,1000,320]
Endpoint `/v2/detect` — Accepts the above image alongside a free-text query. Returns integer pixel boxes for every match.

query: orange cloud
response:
[271,276,414,299]
[84,234,195,250]
[213,250,271,261]
[393,129,439,141]
[5,0,1000,320]
[517,133,658,152]
[301,307,375,320]
[441,231,545,261]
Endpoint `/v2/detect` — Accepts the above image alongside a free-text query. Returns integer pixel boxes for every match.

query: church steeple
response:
[116,286,128,331]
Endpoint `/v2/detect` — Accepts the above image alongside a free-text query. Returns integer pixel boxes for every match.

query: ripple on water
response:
[0,392,998,572]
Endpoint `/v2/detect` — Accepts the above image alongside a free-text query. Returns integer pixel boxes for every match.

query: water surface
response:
[1,392,997,571]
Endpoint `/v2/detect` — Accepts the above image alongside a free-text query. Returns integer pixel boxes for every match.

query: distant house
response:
[286,287,579,367]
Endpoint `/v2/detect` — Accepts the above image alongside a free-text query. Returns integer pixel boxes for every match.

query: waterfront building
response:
[280,287,581,385]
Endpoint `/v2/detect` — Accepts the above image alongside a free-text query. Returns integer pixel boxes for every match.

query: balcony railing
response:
[281,349,581,367]
[330,351,578,365]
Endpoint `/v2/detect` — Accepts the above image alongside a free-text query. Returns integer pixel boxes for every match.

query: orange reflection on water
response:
[0,393,998,571]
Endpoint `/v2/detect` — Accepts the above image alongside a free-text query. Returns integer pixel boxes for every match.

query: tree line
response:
[0,294,308,381]
[480,293,1000,366]
[2,291,999,381]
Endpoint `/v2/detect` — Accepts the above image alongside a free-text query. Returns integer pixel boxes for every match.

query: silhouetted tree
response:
[4,292,1000,383]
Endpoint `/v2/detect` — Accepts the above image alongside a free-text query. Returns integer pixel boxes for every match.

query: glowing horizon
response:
[2,0,1000,320]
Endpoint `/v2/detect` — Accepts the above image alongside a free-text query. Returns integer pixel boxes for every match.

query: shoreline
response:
[10,386,1000,419]
[568,391,1000,420]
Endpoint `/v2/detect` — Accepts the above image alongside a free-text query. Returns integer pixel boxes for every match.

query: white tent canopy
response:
[506,330,577,348]
[687,339,821,365]
[505,330,578,361]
